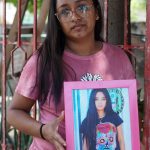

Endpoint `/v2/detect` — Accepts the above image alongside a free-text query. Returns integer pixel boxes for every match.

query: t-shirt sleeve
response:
[113,114,123,127]
[15,54,39,100]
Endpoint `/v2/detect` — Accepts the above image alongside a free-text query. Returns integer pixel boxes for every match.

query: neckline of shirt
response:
[63,42,106,60]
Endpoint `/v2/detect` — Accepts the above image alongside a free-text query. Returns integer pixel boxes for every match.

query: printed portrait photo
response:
[73,88,130,150]
[64,80,140,150]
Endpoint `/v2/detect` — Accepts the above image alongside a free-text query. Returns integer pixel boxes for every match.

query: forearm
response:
[119,141,125,150]
[7,109,41,139]
[117,125,125,150]
[82,138,88,150]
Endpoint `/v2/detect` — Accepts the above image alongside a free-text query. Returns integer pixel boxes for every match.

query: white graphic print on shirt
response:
[81,73,103,81]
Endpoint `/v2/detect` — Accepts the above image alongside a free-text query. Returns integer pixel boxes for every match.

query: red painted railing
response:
[0,0,149,149]
[1,0,7,149]
[143,0,150,149]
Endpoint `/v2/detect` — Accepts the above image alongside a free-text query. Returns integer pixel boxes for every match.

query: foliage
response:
[0,67,1,95]
[0,120,32,149]
[7,128,32,149]
[7,0,146,22]
[131,0,146,22]
[6,0,42,12]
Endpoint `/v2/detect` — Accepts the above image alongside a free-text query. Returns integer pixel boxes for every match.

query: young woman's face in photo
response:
[95,92,107,112]
[56,0,98,40]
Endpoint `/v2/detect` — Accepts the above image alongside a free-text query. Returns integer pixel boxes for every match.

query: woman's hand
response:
[42,111,66,150]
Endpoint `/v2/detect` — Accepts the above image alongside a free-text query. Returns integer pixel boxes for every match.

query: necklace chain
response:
[99,114,105,123]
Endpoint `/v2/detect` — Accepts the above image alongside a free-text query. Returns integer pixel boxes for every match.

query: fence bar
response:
[124,0,130,49]
[17,0,22,47]
[1,0,7,149]
[33,0,37,51]
[32,0,38,119]
[17,1,22,149]
[143,0,150,149]
[103,0,108,42]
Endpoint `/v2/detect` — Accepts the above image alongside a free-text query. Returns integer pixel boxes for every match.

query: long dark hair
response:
[36,0,103,107]
[82,88,115,149]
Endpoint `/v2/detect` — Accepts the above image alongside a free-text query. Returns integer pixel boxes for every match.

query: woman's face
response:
[56,0,98,40]
[95,92,107,112]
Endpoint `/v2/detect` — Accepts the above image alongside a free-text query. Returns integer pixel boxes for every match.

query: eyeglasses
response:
[55,4,94,22]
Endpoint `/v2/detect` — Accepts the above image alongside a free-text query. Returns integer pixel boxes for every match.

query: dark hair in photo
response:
[82,88,115,149]
[36,0,103,108]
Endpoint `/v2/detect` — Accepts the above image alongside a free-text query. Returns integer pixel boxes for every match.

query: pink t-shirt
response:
[15,42,135,150]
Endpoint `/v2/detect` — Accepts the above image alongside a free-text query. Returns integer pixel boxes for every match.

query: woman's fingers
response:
[53,111,66,147]
[42,111,66,148]
[43,111,66,148]
[55,111,65,125]
[50,111,65,132]
[51,111,64,129]
[53,139,65,150]
[54,132,66,146]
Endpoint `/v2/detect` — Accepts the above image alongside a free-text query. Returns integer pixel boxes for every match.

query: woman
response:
[80,88,125,150]
[7,0,135,149]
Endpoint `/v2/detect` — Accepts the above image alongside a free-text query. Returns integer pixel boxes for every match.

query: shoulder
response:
[15,51,39,100]
[104,42,135,79]
[23,51,38,72]
[106,113,123,127]
[112,112,122,119]
[25,51,38,66]
[18,51,39,86]
[104,42,128,58]
[112,113,123,126]
[81,118,88,126]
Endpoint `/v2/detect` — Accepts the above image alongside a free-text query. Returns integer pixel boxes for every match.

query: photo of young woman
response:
[80,88,125,150]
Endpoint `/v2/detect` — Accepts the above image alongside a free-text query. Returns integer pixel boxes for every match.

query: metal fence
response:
[0,0,150,149]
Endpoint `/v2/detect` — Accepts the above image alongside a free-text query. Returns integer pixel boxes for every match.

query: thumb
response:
[56,111,65,125]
